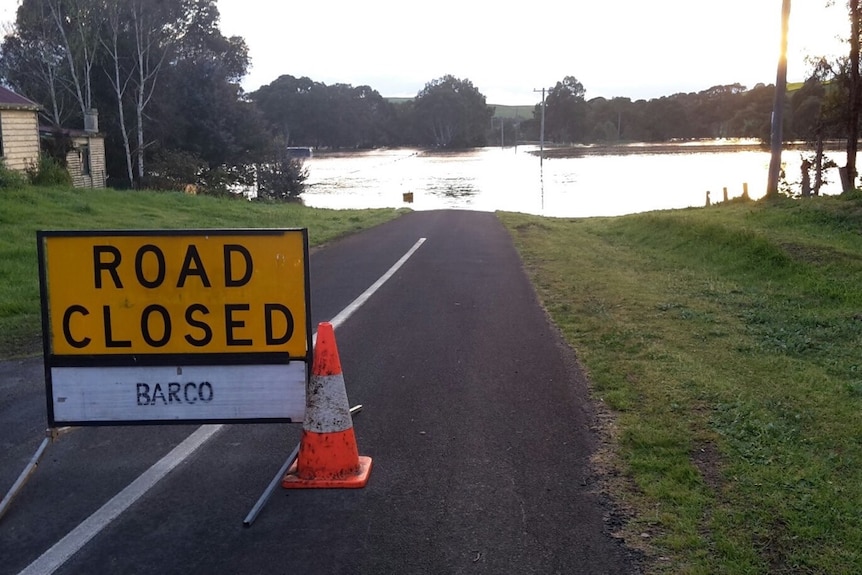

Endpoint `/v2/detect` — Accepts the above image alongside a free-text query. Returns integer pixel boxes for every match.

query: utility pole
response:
[846,0,861,191]
[766,0,791,197]
[533,87,546,164]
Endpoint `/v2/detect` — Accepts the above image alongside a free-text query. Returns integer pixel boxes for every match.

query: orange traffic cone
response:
[282,322,372,488]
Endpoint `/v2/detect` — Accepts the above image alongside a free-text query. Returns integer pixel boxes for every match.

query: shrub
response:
[0,158,27,188]
[26,155,72,186]
[256,155,308,201]
[197,165,247,198]
[143,149,207,191]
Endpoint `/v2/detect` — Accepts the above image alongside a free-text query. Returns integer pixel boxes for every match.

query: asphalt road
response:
[1,210,639,575]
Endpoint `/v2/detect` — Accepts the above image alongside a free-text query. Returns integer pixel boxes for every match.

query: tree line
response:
[2,0,861,196]
[0,0,497,195]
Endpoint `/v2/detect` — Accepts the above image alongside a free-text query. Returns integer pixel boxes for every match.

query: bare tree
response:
[45,0,104,121]
[0,1,71,125]
[99,0,172,186]
[101,1,135,185]
[129,0,171,183]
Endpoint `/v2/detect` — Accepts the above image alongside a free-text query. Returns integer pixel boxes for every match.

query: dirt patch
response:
[513,221,551,234]
[752,517,798,575]
[780,242,862,267]
[691,441,724,494]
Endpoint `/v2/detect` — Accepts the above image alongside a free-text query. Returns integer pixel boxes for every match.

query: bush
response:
[197,165,249,198]
[26,155,72,186]
[256,156,308,201]
[0,158,27,188]
[143,149,207,191]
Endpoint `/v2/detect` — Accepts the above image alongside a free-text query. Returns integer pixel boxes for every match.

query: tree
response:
[586,96,633,142]
[253,77,398,149]
[790,77,826,137]
[725,84,774,138]
[543,76,587,143]
[0,0,259,190]
[149,29,263,190]
[689,84,747,137]
[642,96,690,140]
[256,141,308,201]
[0,0,72,125]
[44,0,103,121]
[798,2,862,192]
[110,0,259,190]
[101,0,135,185]
[126,0,172,184]
[251,75,321,146]
[413,75,492,148]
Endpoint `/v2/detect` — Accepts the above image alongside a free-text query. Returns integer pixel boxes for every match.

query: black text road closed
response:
[37,229,311,426]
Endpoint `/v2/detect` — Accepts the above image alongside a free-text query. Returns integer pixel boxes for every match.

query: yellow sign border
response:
[39,229,310,357]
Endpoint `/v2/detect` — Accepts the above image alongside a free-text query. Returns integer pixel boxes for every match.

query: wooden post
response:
[723,187,729,202]
[743,182,750,200]
[801,158,812,197]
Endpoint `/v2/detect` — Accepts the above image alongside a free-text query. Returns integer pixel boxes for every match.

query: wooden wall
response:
[66,135,107,188]
[0,109,40,171]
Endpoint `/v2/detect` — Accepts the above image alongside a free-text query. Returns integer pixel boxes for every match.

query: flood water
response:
[301,143,844,218]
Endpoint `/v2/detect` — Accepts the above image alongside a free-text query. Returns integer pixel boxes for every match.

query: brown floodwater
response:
[301,143,843,217]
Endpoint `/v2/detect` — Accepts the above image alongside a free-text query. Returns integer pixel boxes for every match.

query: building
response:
[0,85,107,188]
[0,85,41,172]
[65,126,107,189]
[39,108,106,189]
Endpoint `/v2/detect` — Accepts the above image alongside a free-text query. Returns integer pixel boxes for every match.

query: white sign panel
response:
[51,364,307,423]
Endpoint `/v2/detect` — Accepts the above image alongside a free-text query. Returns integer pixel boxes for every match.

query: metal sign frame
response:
[37,229,312,427]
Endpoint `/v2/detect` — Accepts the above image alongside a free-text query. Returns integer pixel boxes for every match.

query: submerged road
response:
[1,210,638,574]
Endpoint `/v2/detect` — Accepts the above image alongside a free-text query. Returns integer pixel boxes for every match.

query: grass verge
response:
[499,194,862,574]
[0,185,405,359]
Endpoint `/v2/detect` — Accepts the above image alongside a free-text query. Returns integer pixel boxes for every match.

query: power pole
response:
[845,1,861,191]
[766,0,791,197]
[533,87,546,164]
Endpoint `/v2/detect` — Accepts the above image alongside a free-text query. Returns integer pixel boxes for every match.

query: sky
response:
[0,0,852,105]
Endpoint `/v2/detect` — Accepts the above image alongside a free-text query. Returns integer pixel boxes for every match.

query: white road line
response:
[18,237,426,575]
[17,425,222,575]
[328,237,426,331]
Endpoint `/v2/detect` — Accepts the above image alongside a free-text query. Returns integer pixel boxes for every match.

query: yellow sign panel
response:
[40,230,309,357]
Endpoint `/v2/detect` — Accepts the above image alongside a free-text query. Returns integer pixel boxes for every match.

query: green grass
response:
[0,184,405,359]
[499,195,862,574]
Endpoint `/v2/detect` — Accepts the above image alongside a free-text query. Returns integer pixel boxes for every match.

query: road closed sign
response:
[37,229,312,426]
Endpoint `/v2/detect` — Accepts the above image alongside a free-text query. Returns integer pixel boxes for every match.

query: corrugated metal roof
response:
[0,86,40,110]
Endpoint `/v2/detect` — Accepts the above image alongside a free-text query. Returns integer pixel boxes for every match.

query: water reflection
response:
[427,179,479,199]
[302,145,843,218]
[540,160,545,212]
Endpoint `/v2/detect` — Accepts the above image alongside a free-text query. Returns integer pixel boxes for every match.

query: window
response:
[80,143,91,176]
[0,115,4,157]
